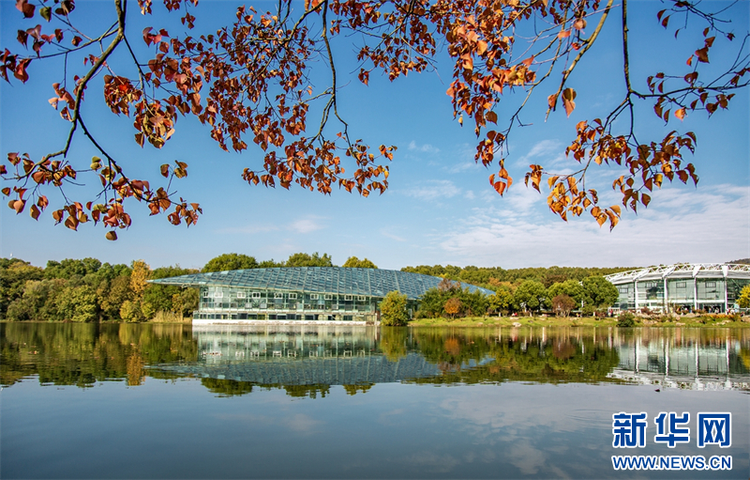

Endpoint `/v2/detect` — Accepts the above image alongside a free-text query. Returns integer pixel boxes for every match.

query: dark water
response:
[1,323,749,479]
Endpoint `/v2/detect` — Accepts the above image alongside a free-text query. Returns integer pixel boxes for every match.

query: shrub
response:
[617,312,636,327]
[379,291,409,326]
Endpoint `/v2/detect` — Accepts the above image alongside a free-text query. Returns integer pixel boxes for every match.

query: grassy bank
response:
[408,314,750,328]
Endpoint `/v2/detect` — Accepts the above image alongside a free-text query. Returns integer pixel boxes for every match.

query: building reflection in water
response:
[147,325,750,393]
[608,329,749,391]
[159,325,441,386]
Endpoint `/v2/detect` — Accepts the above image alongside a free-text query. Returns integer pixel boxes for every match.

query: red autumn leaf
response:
[29,204,40,219]
[14,58,31,83]
[16,0,35,18]
[695,47,709,63]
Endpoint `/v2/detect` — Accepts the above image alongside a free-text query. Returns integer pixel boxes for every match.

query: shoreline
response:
[2,314,749,328]
[407,314,750,328]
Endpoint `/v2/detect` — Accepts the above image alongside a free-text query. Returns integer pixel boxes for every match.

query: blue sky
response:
[1,0,748,270]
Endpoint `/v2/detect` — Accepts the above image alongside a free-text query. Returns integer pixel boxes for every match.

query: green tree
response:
[582,276,620,310]
[416,288,444,318]
[93,262,132,283]
[202,253,259,273]
[172,289,199,317]
[0,259,43,317]
[488,286,515,316]
[120,300,145,323]
[459,289,489,317]
[98,275,134,320]
[56,285,98,322]
[141,265,198,319]
[379,291,410,326]
[342,256,378,269]
[5,278,66,321]
[44,258,102,279]
[514,280,549,314]
[285,252,334,267]
[5,280,44,321]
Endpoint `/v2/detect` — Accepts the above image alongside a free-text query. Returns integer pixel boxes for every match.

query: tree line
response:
[400,264,633,289]
[380,276,620,325]
[2,252,622,322]
[0,252,377,322]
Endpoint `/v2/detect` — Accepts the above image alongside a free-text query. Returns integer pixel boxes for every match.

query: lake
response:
[1,323,748,479]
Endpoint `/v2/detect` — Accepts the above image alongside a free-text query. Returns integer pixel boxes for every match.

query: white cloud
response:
[514,139,568,169]
[438,184,750,267]
[402,180,462,200]
[408,140,440,153]
[464,190,476,200]
[447,160,483,173]
[527,139,561,158]
[216,225,280,234]
[217,216,326,235]
[213,412,322,435]
[289,217,325,233]
[381,229,407,242]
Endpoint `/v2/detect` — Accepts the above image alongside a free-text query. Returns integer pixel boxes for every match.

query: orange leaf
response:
[562,88,576,117]
[548,94,558,109]
[13,199,25,214]
[695,47,709,63]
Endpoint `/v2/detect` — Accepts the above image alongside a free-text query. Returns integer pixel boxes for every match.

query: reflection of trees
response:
[126,350,144,386]
[283,384,330,399]
[343,383,374,396]
[0,323,198,387]
[379,327,408,361]
[5,324,746,397]
[410,328,621,385]
[201,378,255,397]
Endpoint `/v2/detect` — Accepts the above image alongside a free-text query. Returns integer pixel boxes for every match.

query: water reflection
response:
[2,323,749,396]
[0,322,196,388]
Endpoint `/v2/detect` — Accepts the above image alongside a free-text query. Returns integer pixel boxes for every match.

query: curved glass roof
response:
[150,267,493,300]
[605,263,750,284]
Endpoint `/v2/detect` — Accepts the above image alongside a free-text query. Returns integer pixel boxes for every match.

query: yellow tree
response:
[130,260,151,299]
[444,297,462,319]
[738,286,750,309]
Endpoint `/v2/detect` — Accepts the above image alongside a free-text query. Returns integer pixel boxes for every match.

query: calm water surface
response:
[1,323,749,479]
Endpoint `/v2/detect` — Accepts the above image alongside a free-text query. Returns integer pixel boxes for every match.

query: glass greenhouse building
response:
[605,263,750,313]
[150,267,493,324]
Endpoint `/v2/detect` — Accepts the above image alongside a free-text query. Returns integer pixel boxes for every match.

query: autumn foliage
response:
[1,0,748,237]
